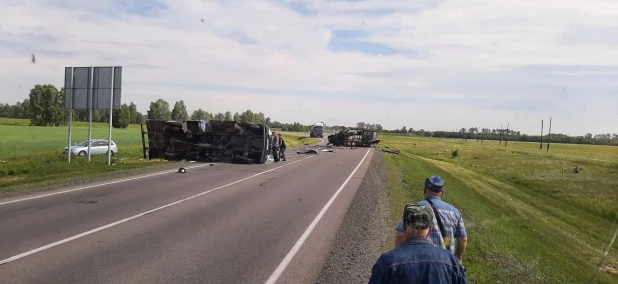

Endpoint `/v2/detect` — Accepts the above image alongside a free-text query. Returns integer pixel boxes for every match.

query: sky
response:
[0,0,617,136]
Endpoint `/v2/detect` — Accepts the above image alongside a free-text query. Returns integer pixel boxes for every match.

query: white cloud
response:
[0,0,616,136]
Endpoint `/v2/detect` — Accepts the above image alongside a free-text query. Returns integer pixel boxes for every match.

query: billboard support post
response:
[107,67,115,166]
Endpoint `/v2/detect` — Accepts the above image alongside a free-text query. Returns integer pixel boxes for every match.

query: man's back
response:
[369,237,468,284]
[396,196,466,253]
[416,196,466,253]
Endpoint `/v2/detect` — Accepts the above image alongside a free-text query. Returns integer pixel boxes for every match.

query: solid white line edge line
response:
[0,164,210,206]
[264,148,372,284]
[0,155,316,266]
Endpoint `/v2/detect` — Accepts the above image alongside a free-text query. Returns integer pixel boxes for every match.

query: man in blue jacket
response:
[393,176,468,263]
[368,204,468,284]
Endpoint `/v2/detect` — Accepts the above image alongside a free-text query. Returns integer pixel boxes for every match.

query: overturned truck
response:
[327,128,380,147]
[142,120,272,164]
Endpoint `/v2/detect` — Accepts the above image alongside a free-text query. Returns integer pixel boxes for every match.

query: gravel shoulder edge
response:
[316,150,393,283]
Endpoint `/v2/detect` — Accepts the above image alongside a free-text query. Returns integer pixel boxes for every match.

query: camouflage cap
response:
[402,203,434,230]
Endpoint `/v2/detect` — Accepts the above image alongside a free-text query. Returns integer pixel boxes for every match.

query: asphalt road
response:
[0,146,374,284]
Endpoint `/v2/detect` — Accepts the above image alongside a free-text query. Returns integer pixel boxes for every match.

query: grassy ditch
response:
[381,134,618,283]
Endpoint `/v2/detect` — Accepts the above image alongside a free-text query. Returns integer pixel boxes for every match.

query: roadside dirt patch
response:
[316,151,392,283]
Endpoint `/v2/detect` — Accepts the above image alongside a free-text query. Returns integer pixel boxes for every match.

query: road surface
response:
[0,146,374,284]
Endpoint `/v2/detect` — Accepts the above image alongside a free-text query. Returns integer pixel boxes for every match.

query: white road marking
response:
[0,164,209,206]
[0,155,316,265]
[264,148,372,284]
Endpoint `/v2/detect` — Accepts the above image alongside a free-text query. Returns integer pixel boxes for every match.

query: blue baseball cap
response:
[425,175,445,192]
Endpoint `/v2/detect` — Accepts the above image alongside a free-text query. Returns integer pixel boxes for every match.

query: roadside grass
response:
[0,121,167,192]
[281,135,319,147]
[279,131,320,147]
[381,134,618,283]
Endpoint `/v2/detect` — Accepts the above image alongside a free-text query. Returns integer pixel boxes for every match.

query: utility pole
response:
[540,119,544,150]
[499,124,503,144]
[481,124,484,143]
[547,117,552,151]
[505,123,510,147]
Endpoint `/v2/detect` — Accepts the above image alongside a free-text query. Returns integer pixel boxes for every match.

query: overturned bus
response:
[141,119,272,164]
[327,128,380,147]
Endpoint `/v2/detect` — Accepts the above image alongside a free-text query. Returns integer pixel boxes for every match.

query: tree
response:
[171,100,189,120]
[240,110,254,123]
[0,103,12,117]
[224,111,232,121]
[112,103,131,129]
[190,109,208,120]
[148,99,171,120]
[28,84,66,126]
[214,112,225,121]
[402,126,407,133]
[356,122,366,129]
[253,112,266,124]
[129,102,138,123]
[233,112,241,122]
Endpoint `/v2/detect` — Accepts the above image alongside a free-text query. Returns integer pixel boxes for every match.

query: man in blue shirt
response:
[394,176,468,263]
[369,204,468,283]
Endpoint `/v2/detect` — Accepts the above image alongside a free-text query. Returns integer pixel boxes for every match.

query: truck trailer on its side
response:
[141,119,273,164]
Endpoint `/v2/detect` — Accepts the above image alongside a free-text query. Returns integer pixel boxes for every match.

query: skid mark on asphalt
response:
[4,207,32,213]
[74,200,98,205]
[91,192,113,198]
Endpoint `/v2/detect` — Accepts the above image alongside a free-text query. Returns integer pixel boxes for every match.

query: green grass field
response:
[0,118,318,191]
[380,134,618,283]
[0,118,163,191]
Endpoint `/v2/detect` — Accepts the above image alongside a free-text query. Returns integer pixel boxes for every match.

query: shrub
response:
[451,149,459,158]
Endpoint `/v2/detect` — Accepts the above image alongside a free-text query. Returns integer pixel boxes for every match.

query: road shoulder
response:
[316,150,392,283]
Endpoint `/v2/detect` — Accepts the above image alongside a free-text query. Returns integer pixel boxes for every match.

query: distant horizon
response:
[1,0,616,136]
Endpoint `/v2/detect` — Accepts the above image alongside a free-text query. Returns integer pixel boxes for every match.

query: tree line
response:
[4,84,613,145]
[0,84,143,128]
[0,84,317,131]
[382,126,618,146]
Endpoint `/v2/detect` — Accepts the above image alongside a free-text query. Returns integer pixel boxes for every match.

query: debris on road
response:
[297,145,336,155]
[382,149,400,155]
[297,149,320,155]
[178,167,187,173]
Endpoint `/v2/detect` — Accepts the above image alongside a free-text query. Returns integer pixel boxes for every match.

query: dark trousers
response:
[280,147,286,161]
[273,147,280,162]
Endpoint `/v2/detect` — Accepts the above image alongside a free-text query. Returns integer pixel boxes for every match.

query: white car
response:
[63,139,118,156]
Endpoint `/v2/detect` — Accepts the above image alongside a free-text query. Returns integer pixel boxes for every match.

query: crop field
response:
[0,118,317,192]
[379,134,618,283]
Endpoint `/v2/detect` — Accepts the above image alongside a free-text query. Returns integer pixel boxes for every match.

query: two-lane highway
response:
[0,146,374,284]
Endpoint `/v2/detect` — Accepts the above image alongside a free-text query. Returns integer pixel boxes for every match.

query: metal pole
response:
[107,67,115,165]
[87,67,93,162]
[140,123,147,160]
[67,106,72,163]
[547,117,552,151]
[67,67,74,163]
